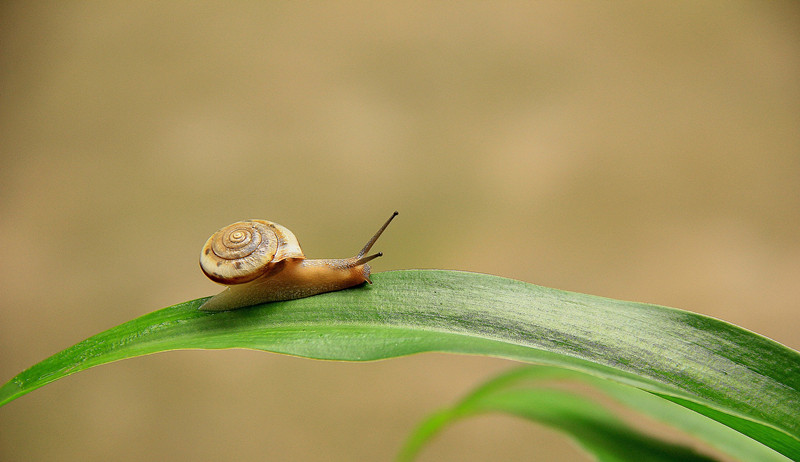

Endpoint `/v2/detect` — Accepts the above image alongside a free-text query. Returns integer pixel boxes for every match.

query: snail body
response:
[199,212,397,311]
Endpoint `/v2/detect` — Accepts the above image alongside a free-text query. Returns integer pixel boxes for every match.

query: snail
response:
[198,212,398,311]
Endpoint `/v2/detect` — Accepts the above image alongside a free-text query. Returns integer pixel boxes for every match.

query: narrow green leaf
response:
[1,270,798,460]
[402,387,717,462]
[398,366,791,461]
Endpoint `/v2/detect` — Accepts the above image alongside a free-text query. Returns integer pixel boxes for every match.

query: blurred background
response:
[1,2,798,461]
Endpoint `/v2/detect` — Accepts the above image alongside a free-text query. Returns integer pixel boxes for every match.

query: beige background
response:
[1,2,798,461]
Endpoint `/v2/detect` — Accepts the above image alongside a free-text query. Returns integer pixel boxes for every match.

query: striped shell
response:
[200,220,304,284]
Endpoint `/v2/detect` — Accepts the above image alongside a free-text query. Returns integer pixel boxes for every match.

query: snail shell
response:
[200,220,303,284]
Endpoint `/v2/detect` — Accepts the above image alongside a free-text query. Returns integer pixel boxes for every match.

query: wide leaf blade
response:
[1,270,798,459]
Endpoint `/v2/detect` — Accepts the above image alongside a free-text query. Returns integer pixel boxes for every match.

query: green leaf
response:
[2,270,798,459]
[398,366,791,461]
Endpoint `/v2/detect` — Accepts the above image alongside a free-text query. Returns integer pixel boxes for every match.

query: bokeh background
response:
[1,2,798,461]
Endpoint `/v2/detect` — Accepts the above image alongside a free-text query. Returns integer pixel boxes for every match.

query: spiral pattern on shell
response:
[200,220,282,284]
